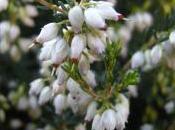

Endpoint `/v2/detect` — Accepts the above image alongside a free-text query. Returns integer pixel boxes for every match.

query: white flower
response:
[17,96,29,110]
[67,93,79,113]
[131,51,145,69]
[38,87,52,105]
[75,123,86,130]
[52,80,65,95]
[66,78,81,93]
[53,94,67,114]
[82,70,97,88]
[150,45,162,65]
[128,85,138,98]
[92,114,104,130]
[87,33,106,54]
[96,5,122,21]
[0,21,10,37]
[56,66,68,85]
[164,101,174,114]
[25,5,38,17]
[78,55,90,76]
[142,50,153,71]
[39,37,58,61]
[9,25,20,41]
[115,94,129,130]
[51,38,69,65]
[85,8,106,29]
[29,96,38,109]
[29,78,44,95]
[140,124,154,130]
[9,45,21,62]
[85,101,98,122]
[169,31,175,45]
[36,23,59,43]
[71,34,86,60]
[0,0,8,12]
[161,40,173,55]
[68,6,84,33]
[101,109,116,130]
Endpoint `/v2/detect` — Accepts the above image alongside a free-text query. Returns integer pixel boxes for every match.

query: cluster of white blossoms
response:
[0,1,38,61]
[29,0,130,130]
[131,31,175,71]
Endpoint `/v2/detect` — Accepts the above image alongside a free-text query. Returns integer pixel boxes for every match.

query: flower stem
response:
[36,0,64,13]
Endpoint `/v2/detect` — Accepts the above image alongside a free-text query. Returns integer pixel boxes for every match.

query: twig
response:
[36,0,64,13]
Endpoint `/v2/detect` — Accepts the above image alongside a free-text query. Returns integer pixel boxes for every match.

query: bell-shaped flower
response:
[131,51,145,69]
[85,8,106,29]
[150,45,162,65]
[53,94,67,114]
[29,78,44,96]
[36,23,59,43]
[38,86,52,105]
[85,101,98,122]
[68,6,84,33]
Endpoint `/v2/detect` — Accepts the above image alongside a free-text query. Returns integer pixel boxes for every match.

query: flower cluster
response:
[0,0,38,61]
[29,0,134,130]
[131,31,175,71]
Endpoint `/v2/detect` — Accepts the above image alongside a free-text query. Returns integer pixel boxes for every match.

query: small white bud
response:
[92,114,104,130]
[68,6,84,33]
[17,97,29,110]
[131,51,145,68]
[82,70,97,88]
[169,31,175,45]
[96,6,122,21]
[53,94,67,114]
[36,23,59,43]
[150,45,162,65]
[52,80,65,95]
[75,123,86,130]
[38,87,52,105]
[39,37,58,61]
[66,78,81,93]
[51,38,69,65]
[140,124,154,130]
[56,66,68,85]
[9,25,20,41]
[71,34,86,60]
[85,8,106,29]
[78,55,90,76]
[67,93,79,113]
[85,101,98,122]
[29,78,44,96]
[101,109,116,130]
[87,33,106,54]
[164,101,174,114]
[25,5,38,17]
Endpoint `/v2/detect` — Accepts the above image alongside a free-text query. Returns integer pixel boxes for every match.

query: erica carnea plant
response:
[29,0,139,130]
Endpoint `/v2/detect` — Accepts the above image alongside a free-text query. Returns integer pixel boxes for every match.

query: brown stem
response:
[36,0,64,13]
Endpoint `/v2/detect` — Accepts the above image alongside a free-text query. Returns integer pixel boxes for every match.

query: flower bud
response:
[78,55,90,76]
[92,114,104,130]
[68,6,84,33]
[101,109,116,130]
[82,70,97,88]
[29,78,44,96]
[38,87,52,105]
[87,33,106,54]
[71,34,86,60]
[25,5,38,17]
[56,66,68,85]
[96,6,122,21]
[36,23,59,43]
[53,94,67,114]
[131,51,145,68]
[85,8,106,29]
[52,80,65,95]
[39,37,58,61]
[9,25,20,41]
[85,101,98,122]
[51,38,69,65]
[150,45,162,65]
